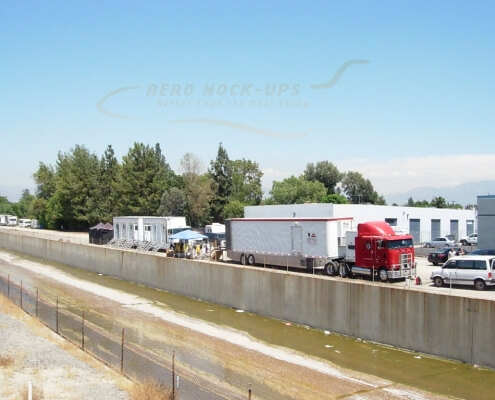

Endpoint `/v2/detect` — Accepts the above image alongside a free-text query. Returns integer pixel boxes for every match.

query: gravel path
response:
[0,307,130,400]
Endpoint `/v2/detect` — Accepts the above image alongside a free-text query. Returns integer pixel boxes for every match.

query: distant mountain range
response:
[385,180,495,207]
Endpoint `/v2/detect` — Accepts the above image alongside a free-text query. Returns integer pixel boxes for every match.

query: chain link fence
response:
[0,273,252,400]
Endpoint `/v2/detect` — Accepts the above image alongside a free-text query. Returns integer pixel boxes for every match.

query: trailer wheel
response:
[247,254,255,265]
[378,268,388,283]
[240,254,247,265]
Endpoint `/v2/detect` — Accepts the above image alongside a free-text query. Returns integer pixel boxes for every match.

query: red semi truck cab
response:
[345,221,416,281]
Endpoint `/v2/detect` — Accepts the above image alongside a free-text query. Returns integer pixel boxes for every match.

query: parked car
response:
[460,233,477,246]
[427,247,466,265]
[468,249,495,256]
[424,237,455,248]
[430,255,495,290]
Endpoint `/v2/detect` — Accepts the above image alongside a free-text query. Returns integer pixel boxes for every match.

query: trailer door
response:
[291,225,302,255]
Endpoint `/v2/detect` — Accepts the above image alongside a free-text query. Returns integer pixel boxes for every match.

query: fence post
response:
[36,289,38,318]
[82,311,85,350]
[120,328,125,374]
[286,255,289,273]
[20,281,23,309]
[248,383,252,399]
[56,298,59,334]
[172,350,175,399]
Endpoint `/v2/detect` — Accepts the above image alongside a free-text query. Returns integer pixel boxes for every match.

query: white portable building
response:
[113,216,189,244]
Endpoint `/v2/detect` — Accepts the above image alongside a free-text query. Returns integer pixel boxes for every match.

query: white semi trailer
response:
[226,217,416,281]
[226,217,353,273]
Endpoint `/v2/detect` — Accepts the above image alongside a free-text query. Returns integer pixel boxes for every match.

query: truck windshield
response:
[387,239,413,249]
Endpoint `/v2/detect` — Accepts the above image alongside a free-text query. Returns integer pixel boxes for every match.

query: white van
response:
[430,255,495,290]
[7,216,18,226]
[19,219,32,228]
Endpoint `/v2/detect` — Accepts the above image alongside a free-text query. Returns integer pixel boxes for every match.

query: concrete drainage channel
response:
[1,229,495,372]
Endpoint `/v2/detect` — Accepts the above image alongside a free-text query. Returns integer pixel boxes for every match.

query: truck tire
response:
[378,268,388,283]
[240,254,247,265]
[340,263,351,278]
[324,262,337,276]
[247,254,255,265]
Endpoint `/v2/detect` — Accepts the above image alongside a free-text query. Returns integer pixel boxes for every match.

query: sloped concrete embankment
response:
[1,230,494,369]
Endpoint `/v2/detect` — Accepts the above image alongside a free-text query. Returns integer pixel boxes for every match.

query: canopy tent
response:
[90,222,106,230]
[89,222,114,245]
[169,229,207,241]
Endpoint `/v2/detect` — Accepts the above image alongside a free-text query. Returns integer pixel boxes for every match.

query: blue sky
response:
[2,1,494,201]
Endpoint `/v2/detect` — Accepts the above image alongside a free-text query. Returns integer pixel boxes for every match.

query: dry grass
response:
[0,292,24,318]
[0,355,15,368]
[130,379,173,400]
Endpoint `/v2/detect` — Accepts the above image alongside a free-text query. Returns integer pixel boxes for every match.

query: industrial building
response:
[244,203,477,244]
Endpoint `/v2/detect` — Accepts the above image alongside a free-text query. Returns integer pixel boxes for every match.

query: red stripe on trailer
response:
[229,217,353,222]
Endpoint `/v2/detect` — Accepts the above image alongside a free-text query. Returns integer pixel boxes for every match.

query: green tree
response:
[223,199,245,218]
[303,161,342,194]
[11,189,35,217]
[92,145,121,223]
[269,176,326,204]
[50,145,100,229]
[430,196,447,208]
[321,193,349,204]
[230,159,263,205]
[157,187,187,216]
[29,197,48,226]
[0,195,13,214]
[33,162,56,200]
[117,142,174,216]
[209,143,232,221]
[406,197,430,207]
[179,153,213,226]
[341,171,376,204]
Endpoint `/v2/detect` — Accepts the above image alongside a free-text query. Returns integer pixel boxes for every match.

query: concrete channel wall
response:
[1,230,495,369]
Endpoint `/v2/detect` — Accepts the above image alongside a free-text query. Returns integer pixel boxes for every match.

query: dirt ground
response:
[0,294,132,400]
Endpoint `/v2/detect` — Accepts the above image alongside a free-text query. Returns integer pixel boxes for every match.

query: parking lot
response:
[386,251,495,300]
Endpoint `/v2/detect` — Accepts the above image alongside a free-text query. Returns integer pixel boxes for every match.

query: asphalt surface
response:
[387,249,495,300]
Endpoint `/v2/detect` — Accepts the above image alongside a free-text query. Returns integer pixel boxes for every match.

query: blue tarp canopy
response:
[169,229,207,241]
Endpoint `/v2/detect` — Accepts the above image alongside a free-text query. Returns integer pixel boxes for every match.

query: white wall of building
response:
[244,204,477,243]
